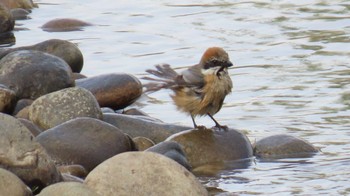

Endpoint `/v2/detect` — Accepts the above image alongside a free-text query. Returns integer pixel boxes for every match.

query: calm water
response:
[8,0,350,195]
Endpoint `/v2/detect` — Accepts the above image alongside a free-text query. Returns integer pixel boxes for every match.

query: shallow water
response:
[6,0,350,195]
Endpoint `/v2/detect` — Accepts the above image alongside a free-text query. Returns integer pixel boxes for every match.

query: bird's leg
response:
[191,115,198,128]
[207,113,228,130]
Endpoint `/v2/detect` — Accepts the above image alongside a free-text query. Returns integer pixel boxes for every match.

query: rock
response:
[10,8,31,20]
[72,72,86,80]
[0,84,16,113]
[103,113,190,143]
[0,113,62,192]
[166,126,253,169]
[146,141,191,170]
[85,152,208,196]
[133,136,155,150]
[58,165,88,178]
[18,118,42,136]
[123,108,151,116]
[35,117,132,172]
[15,106,30,119]
[0,4,14,33]
[12,98,33,115]
[29,87,103,130]
[0,31,15,46]
[0,168,32,196]
[42,18,92,32]
[76,73,142,110]
[0,50,74,99]
[254,134,319,159]
[101,107,115,113]
[38,182,98,196]
[0,0,37,9]
[0,39,84,73]
[61,174,84,183]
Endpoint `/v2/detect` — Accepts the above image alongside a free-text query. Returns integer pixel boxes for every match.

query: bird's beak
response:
[226,61,233,67]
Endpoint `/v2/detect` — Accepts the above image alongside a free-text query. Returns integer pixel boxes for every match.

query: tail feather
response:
[143,64,179,93]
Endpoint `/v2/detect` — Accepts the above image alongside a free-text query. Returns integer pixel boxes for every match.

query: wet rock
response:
[146,141,191,170]
[12,98,33,116]
[101,107,115,113]
[0,84,16,113]
[18,118,42,136]
[254,134,319,159]
[133,136,155,150]
[0,4,14,33]
[29,87,103,130]
[0,0,37,9]
[0,168,32,196]
[103,113,190,143]
[123,108,151,116]
[35,117,132,172]
[38,182,98,196]
[11,8,30,20]
[0,50,74,100]
[0,31,15,46]
[166,126,253,169]
[76,73,142,110]
[58,165,88,178]
[85,152,208,196]
[42,18,92,32]
[0,39,84,73]
[0,113,62,192]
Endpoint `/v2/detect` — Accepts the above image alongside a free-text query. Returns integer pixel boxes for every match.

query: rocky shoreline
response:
[0,1,319,195]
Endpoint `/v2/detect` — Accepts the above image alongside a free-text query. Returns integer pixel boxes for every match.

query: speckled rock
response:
[0,39,84,73]
[0,84,16,113]
[76,73,142,110]
[254,134,319,159]
[85,152,208,196]
[166,126,253,169]
[0,4,14,33]
[38,182,98,196]
[42,18,92,32]
[36,117,132,172]
[0,113,62,192]
[0,0,37,9]
[29,87,103,130]
[0,168,32,196]
[0,50,74,100]
[12,99,33,116]
[103,113,190,143]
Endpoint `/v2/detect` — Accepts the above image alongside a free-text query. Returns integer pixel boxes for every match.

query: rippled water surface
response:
[8,0,350,195]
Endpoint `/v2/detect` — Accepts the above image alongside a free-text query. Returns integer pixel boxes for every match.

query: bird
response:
[142,47,233,129]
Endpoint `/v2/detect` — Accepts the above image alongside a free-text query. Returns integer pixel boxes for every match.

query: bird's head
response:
[199,47,233,75]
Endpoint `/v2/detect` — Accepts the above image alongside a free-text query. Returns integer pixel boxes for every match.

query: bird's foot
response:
[213,124,229,132]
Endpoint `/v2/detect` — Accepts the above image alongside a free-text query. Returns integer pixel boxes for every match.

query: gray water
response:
[9,0,350,195]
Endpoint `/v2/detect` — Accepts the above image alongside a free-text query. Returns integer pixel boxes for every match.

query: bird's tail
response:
[142,64,179,93]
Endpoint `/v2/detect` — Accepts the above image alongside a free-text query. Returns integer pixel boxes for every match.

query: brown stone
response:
[42,18,92,32]
[76,73,142,110]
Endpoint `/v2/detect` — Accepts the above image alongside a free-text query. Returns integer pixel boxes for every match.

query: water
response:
[7,0,350,195]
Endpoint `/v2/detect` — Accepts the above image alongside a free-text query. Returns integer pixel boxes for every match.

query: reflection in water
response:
[6,0,350,195]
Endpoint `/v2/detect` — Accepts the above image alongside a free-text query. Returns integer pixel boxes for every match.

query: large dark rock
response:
[103,113,190,143]
[166,126,253,169]
[0,113,62,192]
[36,117,132,172]
[84,152,208,196]
[146,141,191,170]
[42,18,92,32]
[29,87,103,130]
[76,73,142,110]
[0,50,74,99]
[0,4,14,33]
[254,134,319,159]
[0,39,84,73]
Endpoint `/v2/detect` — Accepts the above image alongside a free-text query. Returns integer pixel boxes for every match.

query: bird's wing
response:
[181,64,205,88]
